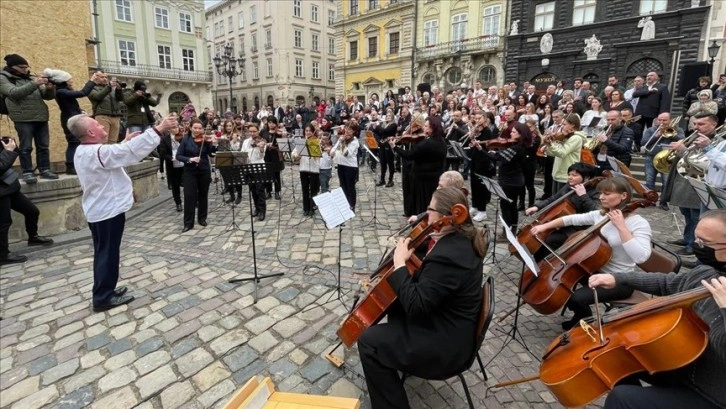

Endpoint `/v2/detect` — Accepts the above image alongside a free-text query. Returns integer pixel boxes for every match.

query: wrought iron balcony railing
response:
[99,59,212,82]
[416,36,501,60]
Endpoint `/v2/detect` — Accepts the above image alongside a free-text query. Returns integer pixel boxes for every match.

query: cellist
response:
[589,210,726,409]
[530,177,652,330]
[357,187,488,409]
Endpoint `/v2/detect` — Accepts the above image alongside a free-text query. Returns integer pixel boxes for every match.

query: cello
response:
[495,286,712,408]
[519,199,655,315]
[336,204,469,348]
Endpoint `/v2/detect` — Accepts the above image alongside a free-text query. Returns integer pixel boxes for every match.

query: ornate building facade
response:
[505,0,712,111]
[205,0,336,113]
[414,0,507,92]
[332,0,415,103]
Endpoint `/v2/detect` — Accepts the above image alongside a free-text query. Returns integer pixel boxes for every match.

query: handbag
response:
[0,168,18,186]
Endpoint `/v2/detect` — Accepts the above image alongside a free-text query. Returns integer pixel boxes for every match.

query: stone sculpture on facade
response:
[510,20,519,35]
[638,16,656,40]
[583,34,603,60]
[540,33,553,54]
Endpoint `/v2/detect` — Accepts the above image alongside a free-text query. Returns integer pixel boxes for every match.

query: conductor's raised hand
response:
[156,114,179,134]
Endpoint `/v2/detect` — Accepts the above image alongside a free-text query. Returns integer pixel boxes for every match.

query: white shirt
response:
[705,140,726,188]
[319,148,333,170]
[242,138,266,163]
[74,128,160,223]
[332,137,359,168]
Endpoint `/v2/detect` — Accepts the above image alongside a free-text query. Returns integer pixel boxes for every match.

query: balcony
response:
[99,59,212,83]
[416,35,501,60]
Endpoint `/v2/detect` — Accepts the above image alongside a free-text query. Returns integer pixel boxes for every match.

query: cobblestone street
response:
[1,165,686,409]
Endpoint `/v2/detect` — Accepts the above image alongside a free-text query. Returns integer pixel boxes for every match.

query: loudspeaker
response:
[417,83,431,95]
[398,87,406,96]
[679,62,710,97]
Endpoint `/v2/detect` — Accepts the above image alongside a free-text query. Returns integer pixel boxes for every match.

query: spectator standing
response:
[51,69,97,174]
[124,81,158,132]
[88,72,125,144]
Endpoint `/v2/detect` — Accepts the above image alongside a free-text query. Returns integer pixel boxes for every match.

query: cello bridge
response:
[579,320,597,343]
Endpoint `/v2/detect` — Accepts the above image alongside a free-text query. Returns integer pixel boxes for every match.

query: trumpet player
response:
[643,113,684,210]
[593,110,634,168]
[691,114,725,192]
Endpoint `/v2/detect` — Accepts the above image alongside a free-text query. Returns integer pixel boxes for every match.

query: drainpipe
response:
[92,0,102,68]
[410,0,418,88]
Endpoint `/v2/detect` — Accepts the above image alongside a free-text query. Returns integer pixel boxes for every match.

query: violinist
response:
[539,110,565,200]
[176,119,218,232]
[530,177,652,330]
[259,117,283,200]
[498,108,516,139]
[218,120,244,205]
[241,123,268,221]
[543,113,585,193]
[358,187,489,409]
[331,121,360,210]
[397,111,423,217]
[521,119,542,210]
[524,162,601,261]
[468,112,497,222]
[297,123,320,217]
[375,112,398,188]
[589,209,726,409]
[160,116,185,212]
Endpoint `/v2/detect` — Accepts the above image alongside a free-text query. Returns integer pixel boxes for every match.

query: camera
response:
[144,92,151,98]
[1,136,13,144]
[119,82,127,89]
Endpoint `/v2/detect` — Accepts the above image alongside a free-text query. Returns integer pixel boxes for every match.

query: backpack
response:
[0,76,17,116]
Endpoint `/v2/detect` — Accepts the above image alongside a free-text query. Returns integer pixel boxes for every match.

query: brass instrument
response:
[677,126,726,178]
[584,124,612,151]
[652,129,701,174]
[644,115,681,153]
[623,114,642,125]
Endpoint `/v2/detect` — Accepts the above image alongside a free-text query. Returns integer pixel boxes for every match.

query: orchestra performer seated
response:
[530,177,652,330]
[590,209,726,409]
[358,187,489,409]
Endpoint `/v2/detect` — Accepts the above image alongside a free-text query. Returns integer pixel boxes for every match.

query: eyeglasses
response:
[694,238,726,249]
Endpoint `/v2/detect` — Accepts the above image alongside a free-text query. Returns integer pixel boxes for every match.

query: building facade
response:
[205,0,337,114]
[505,0,711,112]
[704,0,725,76]
[95,0,213,115]
[414,0,507,93]
[333,0,415,104]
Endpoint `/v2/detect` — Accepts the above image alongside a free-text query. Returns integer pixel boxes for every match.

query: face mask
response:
[692,245,726,271]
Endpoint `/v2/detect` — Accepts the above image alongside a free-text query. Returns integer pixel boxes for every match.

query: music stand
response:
[361,144,388,228]
[228,163,284,302]
[687,177,726,210]
[278,137,298,204]
[475,174,512,267]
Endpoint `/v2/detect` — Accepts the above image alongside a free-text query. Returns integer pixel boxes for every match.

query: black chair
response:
[402,276,495,409]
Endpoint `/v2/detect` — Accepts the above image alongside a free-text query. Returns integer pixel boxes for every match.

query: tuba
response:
[653,129,700,174]
[677,126,726,178]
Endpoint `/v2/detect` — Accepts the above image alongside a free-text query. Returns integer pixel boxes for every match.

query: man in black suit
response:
[633,71,671,128]
[507,81,520,99]
[524,84,538,104]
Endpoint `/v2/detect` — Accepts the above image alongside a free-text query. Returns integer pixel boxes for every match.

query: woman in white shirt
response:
[518,102,539,124]
[530,176,652,330]
[581,97,607,137]
[331,121,360,210]
[296,124,321,217]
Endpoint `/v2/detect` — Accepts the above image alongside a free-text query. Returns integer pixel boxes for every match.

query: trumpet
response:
[643,115,681,153]
[652,128,701,174]
[676,125,726,178]
[584,124,612,150]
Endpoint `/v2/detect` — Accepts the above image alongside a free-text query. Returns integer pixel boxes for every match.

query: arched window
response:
[254,96,260,110]
[477,66,496,87]
[267,95,274,107]
[625,57,663,87]
[583,73,600,93]
[295,95,306,106]
[167,91,190,114]
[446,67,462,86]
[242,97,248,114]
[422,72,436,85]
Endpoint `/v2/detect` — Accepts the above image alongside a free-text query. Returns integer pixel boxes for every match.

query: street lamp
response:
[707,40,721,64]
[214,43,245,114]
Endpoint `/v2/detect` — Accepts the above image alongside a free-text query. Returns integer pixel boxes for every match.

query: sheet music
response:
[313,188,355,230]
[276,138,292,153]
[686,177,726,209]
[500,215,539,276]
[475,174,513,202]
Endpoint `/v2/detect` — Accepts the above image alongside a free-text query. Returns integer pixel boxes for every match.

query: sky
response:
[204,0,221,9]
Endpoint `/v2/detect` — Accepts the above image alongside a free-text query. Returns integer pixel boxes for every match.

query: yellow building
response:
[415,0,507,92]
[333,0,416,103]
[0,0,94,170]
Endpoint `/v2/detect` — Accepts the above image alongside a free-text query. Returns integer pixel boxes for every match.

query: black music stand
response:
[228,163,284,302]
[361,144,388,228]
[476,174,512,267]
[217,152,249,226]
[277,137,298,204]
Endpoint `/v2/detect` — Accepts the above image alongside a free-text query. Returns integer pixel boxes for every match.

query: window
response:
[293,0,301,17]
[388,32,399,54]
[329,37,335,54]
[295,59,304,77]
[349,40,358,60]
[534,2,555,31]
[239,37,245,55]
[312,61,320,79]
[369,0,378,10]
[118,40,136,66]
[250,5,257,23]
[267,58,273,77]
[294,29,302,48]
[446,67,462,85]
[422,72,436,85]
[640,0,667,15]
[350,0,359,15]
[251,33,258,51]
[328,63,335,81]
[157,45,171,69]
[115,0,132,22]
[625,57,663,87]
[311,5,318,22]
[253,61,259,79]
[265,29,272,48]
[328,10,335,25]
[179,12,192,33]
[312,33,319,51]
[482,6,501,36]
[367,36,378,58]
[228,16,233,33]
[423,20,438,46]
[182,49,195,71]
[451,13,467,42]
[478,66,496,86]
[155,7,169,29]
[238,12,244,29]
[572,0,596,25]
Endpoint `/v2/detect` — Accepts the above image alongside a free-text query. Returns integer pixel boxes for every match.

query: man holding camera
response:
[0,136,54,265]
[89,71,125,144]
[124,81,158,133]
[0,53,58,184]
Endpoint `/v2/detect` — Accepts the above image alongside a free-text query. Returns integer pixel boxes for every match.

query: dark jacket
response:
[395,136,447,177]
[0,68,55,122]
[600,124,633,165]
[683,85,711,113]
[0,146,20,197]
[633,83,671,119]
[488,144,525,187]
[55,80,95,119]
[88,84,125,117]
[123,91,158,127]
[176,135,217,171]
[533,183,600,213]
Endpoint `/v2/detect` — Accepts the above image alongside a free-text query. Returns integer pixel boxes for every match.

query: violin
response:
[336,204,469,348]
[519,199,655,315]
[483,138,517,150]
[193,133,214,144]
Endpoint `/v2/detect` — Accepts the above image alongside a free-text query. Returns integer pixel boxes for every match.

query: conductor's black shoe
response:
[176,203,182,212]
[114,286,128,297]
[376,180,386,186]
[251,209,259,217]
[199,220,207,227]
[258,212,266,221]
[235,196,242,205]
[93,294,134,312]
[28,236,53,246]
[386,181,394,187]
[182,226,193,233]
[667,239,687,247]
[274,192,281,200]
[0,253,28,265]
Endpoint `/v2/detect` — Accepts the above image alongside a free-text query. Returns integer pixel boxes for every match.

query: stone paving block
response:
[107,313,130,327]
[54,322,83,340]
[109,322,136,340]
[16,334,52,352]
[104,350,136,371]
[10,384,58,409]
[160,381,196,409]
[243,315,275,335]
[49,384,94,409]
[231,359,268,385]
[289,348,309,366]
[98,366,136,393]
[191,361,231,392]
[135,336,164,358]
[268,357,298,381]
[272,316,307,338]
[89,385,138,409]
[85,332,113,351]
[0,365,27,390]
[18,324,50,342]
[16,344,51,366]
[139,311,164,330]
[165,320,202,344]
[266,340,296,362]
[176,348,214,378]
[171,337,202,359]
[131,329,156,344]
[41,358,79,386]
[197,325,225,343]
[222,345,258,372]
[134,350,171,376]
[105,338,132,357]
[299,357,331,383]
[62,366,106,391]
[136,365,178,399]
[209,329,249,355]
[277,374,304,391]
[2,375,40,406]
[155,317,180,332]
[178,307,204,322]
[28,355,57,376]
[218,315,241,330]
[196,379,235,408]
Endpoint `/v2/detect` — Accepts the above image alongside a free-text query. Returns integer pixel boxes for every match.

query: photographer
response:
[88,71,125,144]
[0,136,54,266]
[123,81,158,133]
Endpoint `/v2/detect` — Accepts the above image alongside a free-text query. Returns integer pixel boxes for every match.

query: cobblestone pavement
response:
[1,165,687,409]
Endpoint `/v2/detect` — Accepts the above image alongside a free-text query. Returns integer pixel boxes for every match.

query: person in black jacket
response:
[633,71,671,128]
[51,70,97,175]
[175,119,218,232]
[159,119,185,212]
[0,137,53,265]
[375,112,397,187]
[594,110,634,171]
[524,162,600,261]
[468,112,496,221]
[358,187,489,409]
[683,76,712,127]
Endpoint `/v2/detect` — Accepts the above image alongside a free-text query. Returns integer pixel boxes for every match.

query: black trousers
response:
[251,182,266,214]
[542,156,555,199]
[60,117,80,167]
[401,160,415,217]
[265,171,281,194]
[358,325,412,409]
[379,147,395,183]
[89,213,125,305]
[182,168,211,228]
[522,160,537,207]
[470,172,491,211]
[499,184,521,232]
[166,163,184,205]
[0,190,40,256]
[566,276,634,319]
[604,384,721,409]
[338,165,357,209]
[300,171,320,212]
